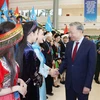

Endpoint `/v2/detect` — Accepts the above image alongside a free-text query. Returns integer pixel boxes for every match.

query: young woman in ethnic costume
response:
[17,21,40,100]
[0,21,27,100]
[32,27,57,100]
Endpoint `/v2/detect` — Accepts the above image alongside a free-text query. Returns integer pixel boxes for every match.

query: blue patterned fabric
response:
[32,42,50,100]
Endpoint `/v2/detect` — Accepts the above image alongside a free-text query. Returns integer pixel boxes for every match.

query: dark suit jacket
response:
[60,41,67,60]
[59,38,97,93]
[96,41,100,61]
[41,41,53,67]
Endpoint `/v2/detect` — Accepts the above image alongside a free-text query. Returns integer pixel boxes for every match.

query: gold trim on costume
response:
[0,24,23,50]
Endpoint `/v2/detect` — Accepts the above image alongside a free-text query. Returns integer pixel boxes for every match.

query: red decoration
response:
[0,0,9,8]
[64,25,68,34]
[14,7,20,17]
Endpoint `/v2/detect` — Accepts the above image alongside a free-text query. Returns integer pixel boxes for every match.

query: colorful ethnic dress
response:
[32,42,50,100]
[0,57,20,100]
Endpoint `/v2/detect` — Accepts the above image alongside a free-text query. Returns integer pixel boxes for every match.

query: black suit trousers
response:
[94,61,100,80]
[65,86,89,100]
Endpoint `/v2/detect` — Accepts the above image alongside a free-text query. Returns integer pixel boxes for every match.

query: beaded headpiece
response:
[0,24,23,50]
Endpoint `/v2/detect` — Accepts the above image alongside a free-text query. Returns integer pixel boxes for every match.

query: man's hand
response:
[83,87,90,94]
[97,50,100,54]
[49,68,59,77]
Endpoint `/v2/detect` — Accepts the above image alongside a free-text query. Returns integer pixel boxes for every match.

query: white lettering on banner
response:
[85,1,96,14]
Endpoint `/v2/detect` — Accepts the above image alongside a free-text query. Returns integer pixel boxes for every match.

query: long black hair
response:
[0,21,16,86]
[15,21,38,77]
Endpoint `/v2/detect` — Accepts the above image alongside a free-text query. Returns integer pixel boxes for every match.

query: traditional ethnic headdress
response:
[0,24,23,50]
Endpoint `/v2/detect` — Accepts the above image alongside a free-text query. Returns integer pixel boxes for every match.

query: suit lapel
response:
[74,38,87,62]
[69,41,74,62]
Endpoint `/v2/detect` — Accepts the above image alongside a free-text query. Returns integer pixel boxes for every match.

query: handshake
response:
[49,68,59,77]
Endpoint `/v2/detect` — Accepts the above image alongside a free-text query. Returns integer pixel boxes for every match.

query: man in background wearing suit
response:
[94,38,100,84]
[56,22,97,100]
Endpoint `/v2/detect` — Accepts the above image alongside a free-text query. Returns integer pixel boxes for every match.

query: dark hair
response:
[23,21,37,35]
[98,37,100,40]
[44,31,49,35]
[0,21,15,34]
[0,21,16,86]
[15,21,38,76]
[51,31,56,36]
[84,35,90,38]
[54,34,61,38]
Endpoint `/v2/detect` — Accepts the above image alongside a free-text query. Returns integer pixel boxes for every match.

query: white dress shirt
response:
[72,36,84,56]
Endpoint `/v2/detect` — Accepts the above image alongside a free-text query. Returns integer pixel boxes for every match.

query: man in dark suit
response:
[56,22,97,100]
[60,34,69,60]
[94,39,100,84]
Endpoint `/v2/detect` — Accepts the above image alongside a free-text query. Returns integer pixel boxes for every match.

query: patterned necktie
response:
[72,42,79,61]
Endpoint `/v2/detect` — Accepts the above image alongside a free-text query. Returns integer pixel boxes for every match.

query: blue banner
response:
[30,7,37,21]
[84,0,97,22]
[1,0,8,17]
[45,15,52,32]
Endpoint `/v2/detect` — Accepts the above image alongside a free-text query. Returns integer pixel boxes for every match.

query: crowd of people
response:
[0,12,100,100]
[0,19,69,100]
